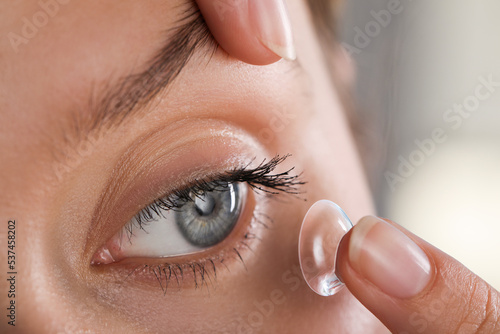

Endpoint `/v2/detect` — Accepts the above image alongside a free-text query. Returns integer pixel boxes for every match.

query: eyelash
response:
[136,211,273,294]
[123,154,305,293]
[128,154,304,235]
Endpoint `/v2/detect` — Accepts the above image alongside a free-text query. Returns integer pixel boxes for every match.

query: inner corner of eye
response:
[91,182,248,265]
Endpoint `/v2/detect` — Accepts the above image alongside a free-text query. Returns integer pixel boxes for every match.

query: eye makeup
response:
[90,151,304,292]
[93,155,302,263]
[93,181,248,264]
[81,116,306,295]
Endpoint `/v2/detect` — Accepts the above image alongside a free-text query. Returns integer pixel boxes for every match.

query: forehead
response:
[2,1,237,177]
[0,0,306,166]
[0,1,182,128]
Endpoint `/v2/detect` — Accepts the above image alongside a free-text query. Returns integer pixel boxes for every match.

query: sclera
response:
[298,200,353,296]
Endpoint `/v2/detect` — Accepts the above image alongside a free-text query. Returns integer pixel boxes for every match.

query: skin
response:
[3,0,497,333]
[200,2,500,333]
[0,0,381,333]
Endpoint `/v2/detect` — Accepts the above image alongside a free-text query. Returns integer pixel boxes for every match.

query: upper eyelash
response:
[119,155,303,292]
[131,154,304,230]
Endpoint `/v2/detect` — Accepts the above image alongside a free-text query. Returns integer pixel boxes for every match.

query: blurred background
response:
[340,0,500,289]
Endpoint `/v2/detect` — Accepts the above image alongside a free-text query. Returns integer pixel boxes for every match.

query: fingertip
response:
[336,217,500,334]
[196,0,294,65]
[335,225,353,284]
[341,216,434,299]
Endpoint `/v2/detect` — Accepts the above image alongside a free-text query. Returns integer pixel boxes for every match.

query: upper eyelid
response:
[83,122,285,261]
[94,155,302,268]
[132,154,305,228]
[90,154,304,290]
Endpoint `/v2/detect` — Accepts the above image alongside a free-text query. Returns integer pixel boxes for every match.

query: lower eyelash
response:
[111,155,303,292]
[126,208,275,294]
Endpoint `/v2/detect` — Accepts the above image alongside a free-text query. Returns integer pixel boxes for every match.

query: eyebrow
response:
[73,1,217,143]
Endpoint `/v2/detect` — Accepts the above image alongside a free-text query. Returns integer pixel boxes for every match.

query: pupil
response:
[194,194,216,216]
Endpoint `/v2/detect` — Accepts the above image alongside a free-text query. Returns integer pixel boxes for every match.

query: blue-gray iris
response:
[175,182,243,247]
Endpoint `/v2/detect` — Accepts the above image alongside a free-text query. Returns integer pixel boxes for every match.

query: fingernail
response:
[250,0,296,61]
[349,216,432,299]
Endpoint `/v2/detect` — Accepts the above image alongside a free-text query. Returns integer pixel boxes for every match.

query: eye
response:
[176,182,245,247]
[93,181,248,264]
[92,154,305,272]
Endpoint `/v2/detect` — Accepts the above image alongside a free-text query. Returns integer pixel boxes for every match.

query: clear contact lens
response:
[298,200,353,296]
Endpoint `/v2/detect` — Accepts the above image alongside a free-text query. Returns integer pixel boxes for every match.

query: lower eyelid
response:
[92,153,302,267]
[88,143,303,294]
[95,182,249,264]
[90,189,273,292]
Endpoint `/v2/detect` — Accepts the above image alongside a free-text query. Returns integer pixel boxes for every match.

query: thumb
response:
[336,216,500,333]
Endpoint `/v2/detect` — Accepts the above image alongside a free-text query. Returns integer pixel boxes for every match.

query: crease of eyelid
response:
[86,153,303,256]
[127,154,306,232]
[48,0,218,171]
[92,154,305,255]
[92,156,306,291]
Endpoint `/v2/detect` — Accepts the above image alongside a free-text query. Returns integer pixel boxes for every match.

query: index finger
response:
[336,216,500,333]
[195,0,296,65]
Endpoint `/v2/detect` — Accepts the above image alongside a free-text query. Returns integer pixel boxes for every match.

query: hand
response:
[336,216,500,333]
